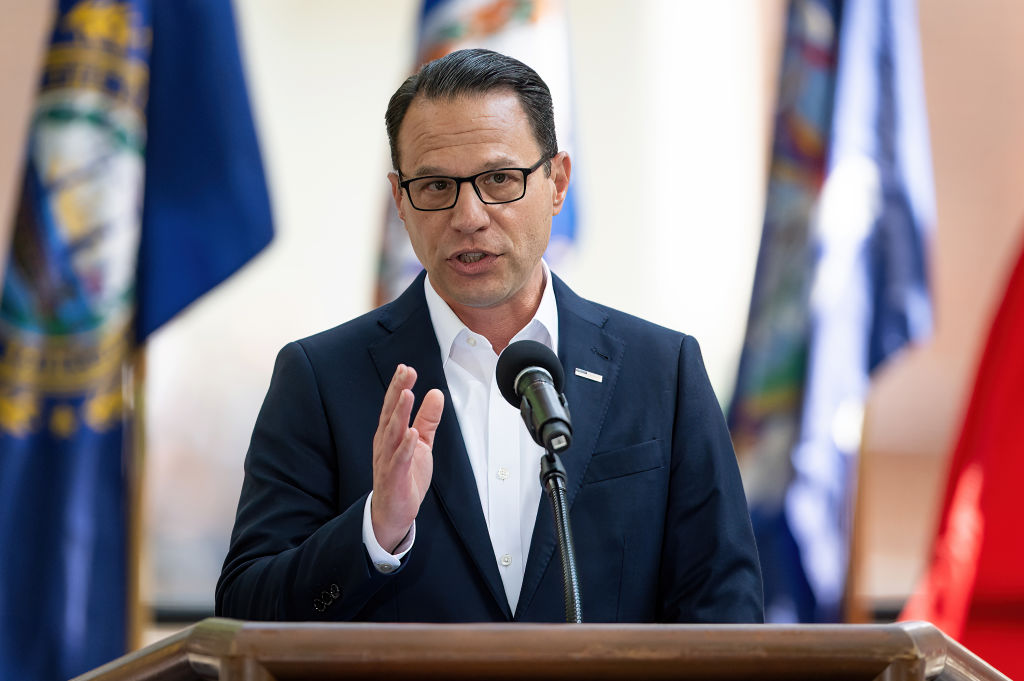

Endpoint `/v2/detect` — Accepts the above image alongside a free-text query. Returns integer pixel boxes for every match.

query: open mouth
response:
[456,252,486,264]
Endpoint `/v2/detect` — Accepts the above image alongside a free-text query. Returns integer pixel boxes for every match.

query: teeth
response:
[458,253,485,263]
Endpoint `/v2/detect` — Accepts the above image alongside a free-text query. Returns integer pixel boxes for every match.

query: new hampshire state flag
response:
[0,1,272,679]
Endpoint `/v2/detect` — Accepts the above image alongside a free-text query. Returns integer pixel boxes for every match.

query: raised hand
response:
[370,364,444,552]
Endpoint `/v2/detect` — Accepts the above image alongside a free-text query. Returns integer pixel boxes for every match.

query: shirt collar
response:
[424,260,559,363]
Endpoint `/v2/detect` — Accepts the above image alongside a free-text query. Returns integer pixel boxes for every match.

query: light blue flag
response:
[729,0,934,623]
[786,0,934,622]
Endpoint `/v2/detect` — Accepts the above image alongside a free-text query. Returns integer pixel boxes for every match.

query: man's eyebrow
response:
[408,165,447,177]
[408,157,523,178]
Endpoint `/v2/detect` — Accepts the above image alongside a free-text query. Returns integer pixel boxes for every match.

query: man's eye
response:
[484,172,508,185]
[425,179,452,192]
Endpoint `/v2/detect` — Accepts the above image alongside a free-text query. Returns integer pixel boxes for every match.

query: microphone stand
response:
[539,448,582,623]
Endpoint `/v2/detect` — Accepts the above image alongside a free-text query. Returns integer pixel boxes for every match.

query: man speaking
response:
[217,49,763,623]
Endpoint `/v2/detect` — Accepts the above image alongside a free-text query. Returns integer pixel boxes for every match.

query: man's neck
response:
[446,269,546,355]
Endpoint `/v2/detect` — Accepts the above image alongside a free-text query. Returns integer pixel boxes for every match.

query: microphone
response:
[496,340,572,452]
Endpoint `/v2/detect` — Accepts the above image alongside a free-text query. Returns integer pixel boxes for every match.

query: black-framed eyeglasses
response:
[398,157,550,211]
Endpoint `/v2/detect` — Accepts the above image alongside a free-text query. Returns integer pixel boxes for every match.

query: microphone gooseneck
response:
[495,340,582,622]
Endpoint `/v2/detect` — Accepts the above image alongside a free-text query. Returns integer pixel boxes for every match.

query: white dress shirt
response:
[362,262,558,612]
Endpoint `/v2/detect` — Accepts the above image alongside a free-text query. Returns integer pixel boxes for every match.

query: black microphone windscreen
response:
[495,340,565,407]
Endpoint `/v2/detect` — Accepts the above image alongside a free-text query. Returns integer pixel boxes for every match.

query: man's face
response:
[389,91,570,317]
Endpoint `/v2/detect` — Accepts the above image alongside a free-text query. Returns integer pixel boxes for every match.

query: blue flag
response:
[729,0,933,622]
[137,0,273,340]
[0,1,272,678]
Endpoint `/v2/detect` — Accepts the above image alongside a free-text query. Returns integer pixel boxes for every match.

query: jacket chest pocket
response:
[582,439,664,484]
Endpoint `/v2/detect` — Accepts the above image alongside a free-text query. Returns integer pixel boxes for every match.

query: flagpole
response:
[844,411,872,624]
[126,347,152,650]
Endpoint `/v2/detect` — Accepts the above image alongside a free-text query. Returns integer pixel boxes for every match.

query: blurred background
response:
[2,0,1023,679]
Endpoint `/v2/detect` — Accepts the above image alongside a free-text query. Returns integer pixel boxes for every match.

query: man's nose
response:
[448,181,489,231]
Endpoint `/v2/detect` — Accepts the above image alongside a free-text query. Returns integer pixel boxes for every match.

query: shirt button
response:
[497,467,510,481]
[500,554,512,567]
[466,336,477,347]
[376,562,396,573]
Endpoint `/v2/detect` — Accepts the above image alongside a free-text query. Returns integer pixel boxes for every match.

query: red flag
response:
[901,232,1024,677]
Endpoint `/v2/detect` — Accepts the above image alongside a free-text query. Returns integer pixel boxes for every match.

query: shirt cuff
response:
[362,490,414,573]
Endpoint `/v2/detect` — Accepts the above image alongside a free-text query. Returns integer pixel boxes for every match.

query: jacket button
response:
[330,584,341,599]
[313,598,326,612]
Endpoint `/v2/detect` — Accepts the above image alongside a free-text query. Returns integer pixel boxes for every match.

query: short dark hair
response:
[385,48,558,172]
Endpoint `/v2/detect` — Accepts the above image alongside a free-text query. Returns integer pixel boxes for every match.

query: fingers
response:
[411,388,445,448]
[378,364,417,430]
[376,364,416,458]
[380,388,414,455]
[377,365,444,456]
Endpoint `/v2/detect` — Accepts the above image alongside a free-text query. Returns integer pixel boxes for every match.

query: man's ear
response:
[388,172,405,221]
[550,152,571,215]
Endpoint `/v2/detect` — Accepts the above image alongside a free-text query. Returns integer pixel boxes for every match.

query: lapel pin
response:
[574,368,603,383]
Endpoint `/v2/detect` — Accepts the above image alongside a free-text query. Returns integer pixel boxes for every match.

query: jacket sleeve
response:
[658,335,765,623]
[215,341,398,620]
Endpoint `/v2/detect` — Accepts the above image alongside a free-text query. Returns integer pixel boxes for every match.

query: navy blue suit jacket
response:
[216,272,763,623]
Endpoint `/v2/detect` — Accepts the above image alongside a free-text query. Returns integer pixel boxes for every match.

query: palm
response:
[371,365,444,551]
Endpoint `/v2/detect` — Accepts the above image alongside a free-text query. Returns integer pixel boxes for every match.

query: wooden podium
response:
[75,618,1009,681]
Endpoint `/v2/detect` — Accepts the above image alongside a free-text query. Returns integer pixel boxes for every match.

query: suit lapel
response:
[515,275,625,619]
[368,274,512,619]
